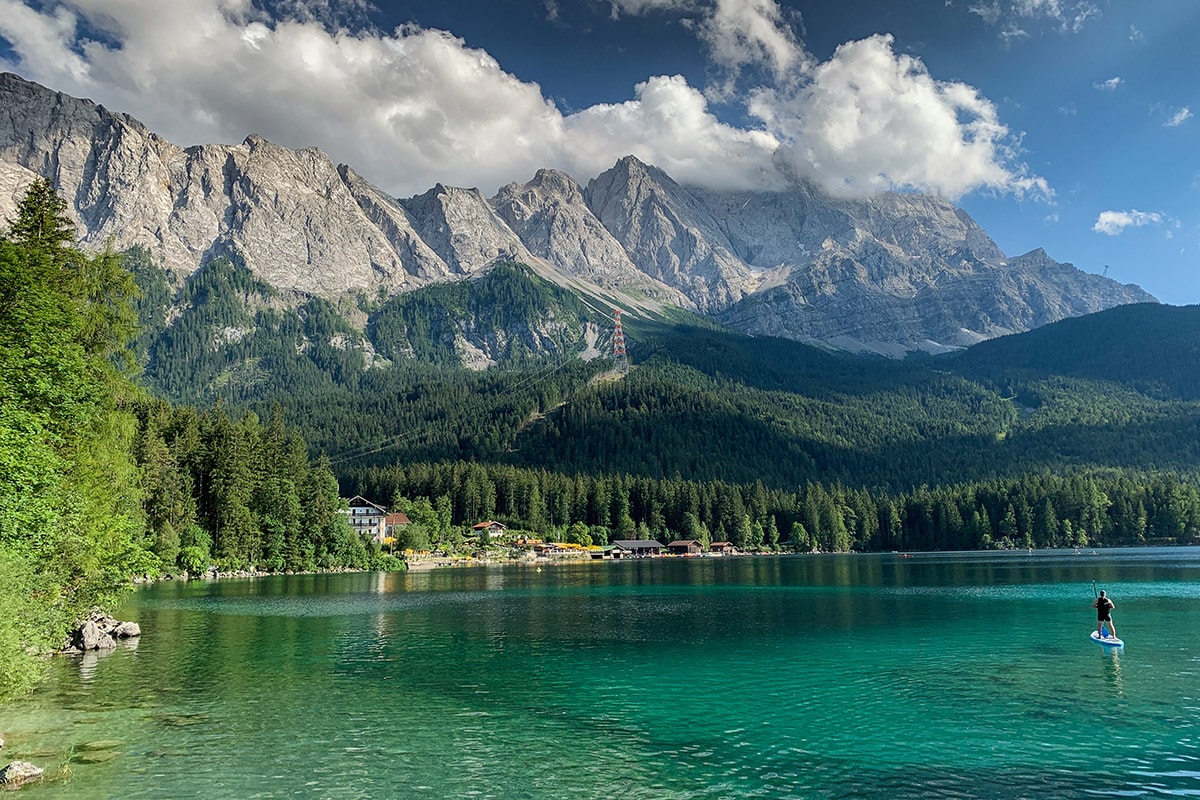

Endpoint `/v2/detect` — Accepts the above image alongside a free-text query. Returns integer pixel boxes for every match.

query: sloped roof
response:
[346,495,386,513]
[611,540,665,549]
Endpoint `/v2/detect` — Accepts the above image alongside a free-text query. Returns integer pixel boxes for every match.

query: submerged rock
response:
[72,751,118,764]
[0,760,44,786]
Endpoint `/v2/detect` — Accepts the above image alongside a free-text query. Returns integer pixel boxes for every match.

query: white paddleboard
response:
[1091,631,1124,647]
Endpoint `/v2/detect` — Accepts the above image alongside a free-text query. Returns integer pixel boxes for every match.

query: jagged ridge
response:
[0,72,1155,355]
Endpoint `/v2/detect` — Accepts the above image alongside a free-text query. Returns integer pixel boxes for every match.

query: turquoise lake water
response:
[3,548,1200,798]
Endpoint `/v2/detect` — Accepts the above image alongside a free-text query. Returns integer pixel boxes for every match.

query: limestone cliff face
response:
[0,72,1157,354]
[584,156,758,311]
[399,183,534,275]
[0,73,446,297]
[336,164,451,285]
[492,168,692,306]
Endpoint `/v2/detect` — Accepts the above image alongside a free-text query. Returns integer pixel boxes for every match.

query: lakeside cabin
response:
[666,540,702,555]
[473,520,507,539]
[709,541,737,555]
[610,540,665,558]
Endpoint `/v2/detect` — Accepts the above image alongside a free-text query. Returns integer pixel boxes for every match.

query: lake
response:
[3,548,1200,799]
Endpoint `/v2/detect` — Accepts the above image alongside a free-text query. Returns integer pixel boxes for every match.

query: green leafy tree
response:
[0,181,147,698]
[765,515,780,551]
[395,524,432,553]
[790,521,810,553]
[564,521,592,547]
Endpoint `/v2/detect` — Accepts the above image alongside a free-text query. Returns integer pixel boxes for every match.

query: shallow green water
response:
[4,549,1200,799]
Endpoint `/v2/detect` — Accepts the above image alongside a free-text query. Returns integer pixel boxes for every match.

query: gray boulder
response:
[76,620,116,651]
[65,608,142,651]
[112,621,141,638]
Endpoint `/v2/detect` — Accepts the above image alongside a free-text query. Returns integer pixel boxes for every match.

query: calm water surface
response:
[3,548,1200,799]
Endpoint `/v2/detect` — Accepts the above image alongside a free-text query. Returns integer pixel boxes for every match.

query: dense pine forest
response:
[349,461,1200,553]
[123,234,1200,557]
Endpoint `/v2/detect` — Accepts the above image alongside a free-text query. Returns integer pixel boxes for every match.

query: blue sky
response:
[0,0,1196,303]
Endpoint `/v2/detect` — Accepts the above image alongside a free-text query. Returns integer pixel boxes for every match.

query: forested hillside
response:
[942,302,1200,400]
[0,182,387,700]
[122,242,1200,555]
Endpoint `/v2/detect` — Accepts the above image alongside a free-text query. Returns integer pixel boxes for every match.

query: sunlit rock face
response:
[0,73,1155,354]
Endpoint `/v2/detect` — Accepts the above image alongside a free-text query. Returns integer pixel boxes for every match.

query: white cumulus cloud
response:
[564,74,783,190]
[748,34,1049,198]
[608,0,697,15]
[1093,210,1164,235]
[699,0,808,82]
[0,0,1046,202]
[1093,77,1122,92]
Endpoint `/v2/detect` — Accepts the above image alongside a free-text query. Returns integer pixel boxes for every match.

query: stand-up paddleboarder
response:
[1093,588,1117,639]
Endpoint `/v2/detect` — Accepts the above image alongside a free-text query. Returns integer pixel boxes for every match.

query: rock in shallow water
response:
[0,760,44,786]
[112,621,141,638]
[76,619,116,651]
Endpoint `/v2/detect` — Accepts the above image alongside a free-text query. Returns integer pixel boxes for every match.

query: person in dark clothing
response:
[1093,590,1117,639]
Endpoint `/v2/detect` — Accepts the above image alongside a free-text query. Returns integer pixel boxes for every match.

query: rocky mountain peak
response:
[528,168,581,194]
[585,154,759,309]
[400,183,534,275]
[1009,247,1050,265]
[492,164,686,303]
[0,73,1159,354]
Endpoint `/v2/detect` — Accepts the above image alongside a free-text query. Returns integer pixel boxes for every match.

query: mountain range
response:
[0,72,1154,356]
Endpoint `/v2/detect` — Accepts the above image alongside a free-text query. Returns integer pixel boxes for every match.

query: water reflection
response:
[1103,648,1125,696]
[77,637,138,683]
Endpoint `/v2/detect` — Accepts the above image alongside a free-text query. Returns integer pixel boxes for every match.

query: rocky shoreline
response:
[133,564,372,584]
[60,608,141,655]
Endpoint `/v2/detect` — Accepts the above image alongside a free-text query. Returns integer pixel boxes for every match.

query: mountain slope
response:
[942,302,1200,400]
[491,167,689,306]
[116,238,1200,495]
[584,155,760,310]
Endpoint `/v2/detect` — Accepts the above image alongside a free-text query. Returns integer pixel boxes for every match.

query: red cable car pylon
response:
[612,308,629,374]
